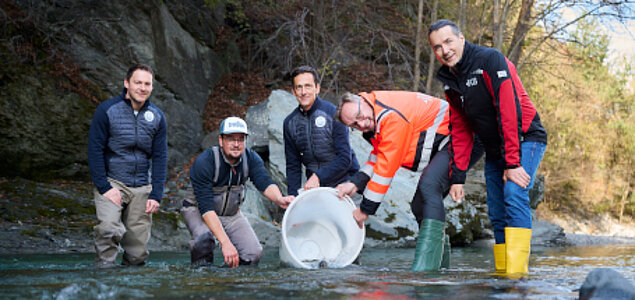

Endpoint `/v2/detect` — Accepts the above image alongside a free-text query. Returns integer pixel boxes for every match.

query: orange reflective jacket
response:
[358,91,449,210]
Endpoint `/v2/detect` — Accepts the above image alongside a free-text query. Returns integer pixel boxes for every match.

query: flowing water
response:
[1,244,634,299]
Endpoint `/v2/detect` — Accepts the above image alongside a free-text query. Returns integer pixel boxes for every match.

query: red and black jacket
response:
[435,42,547,185]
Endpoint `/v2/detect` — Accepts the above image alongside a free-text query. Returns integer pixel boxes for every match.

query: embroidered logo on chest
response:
[315,116,326,128]
[144,111,155,122]
[466,77,478,87]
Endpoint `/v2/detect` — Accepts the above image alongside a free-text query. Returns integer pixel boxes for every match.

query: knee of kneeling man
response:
[242,246,264,264]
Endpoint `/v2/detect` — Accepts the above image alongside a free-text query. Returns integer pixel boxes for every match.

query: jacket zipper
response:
[133,108,140,187]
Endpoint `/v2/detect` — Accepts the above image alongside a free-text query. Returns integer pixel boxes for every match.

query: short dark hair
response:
[290,65,319,86]
[428,19,462,38]
[125,63,154,81]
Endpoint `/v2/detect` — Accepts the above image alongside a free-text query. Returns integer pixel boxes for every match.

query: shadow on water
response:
[1,245,634,299]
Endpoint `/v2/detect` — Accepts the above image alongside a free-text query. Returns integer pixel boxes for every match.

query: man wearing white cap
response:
[181,116,294,267]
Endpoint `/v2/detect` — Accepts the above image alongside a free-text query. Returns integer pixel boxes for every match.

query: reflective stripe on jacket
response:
[357,91,449,215]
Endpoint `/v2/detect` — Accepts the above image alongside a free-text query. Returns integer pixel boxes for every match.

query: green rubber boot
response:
[440,234,451,269]
[410,219,445,272]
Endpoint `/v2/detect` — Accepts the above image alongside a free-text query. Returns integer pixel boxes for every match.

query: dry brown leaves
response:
[342,63,394,93]
[1,0,100,104]
[202,72,271,133]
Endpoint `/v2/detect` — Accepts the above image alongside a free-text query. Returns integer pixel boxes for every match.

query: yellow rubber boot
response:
[493,243,506,273]
[505,227,532,274]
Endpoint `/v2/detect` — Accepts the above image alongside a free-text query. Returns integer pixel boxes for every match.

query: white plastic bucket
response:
[280,187,365,269]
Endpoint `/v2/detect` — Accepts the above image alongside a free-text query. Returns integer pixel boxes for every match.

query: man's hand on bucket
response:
[352,208,368,229]
[275,195,294,209]
[335,182,358,198]
[303,173,320,190]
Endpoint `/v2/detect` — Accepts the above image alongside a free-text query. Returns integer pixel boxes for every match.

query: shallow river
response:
[1,244,634,299]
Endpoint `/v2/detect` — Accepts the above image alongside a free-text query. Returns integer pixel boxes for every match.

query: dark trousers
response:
[411,140,484,224]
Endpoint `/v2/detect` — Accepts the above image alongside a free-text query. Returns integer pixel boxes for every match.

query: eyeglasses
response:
[349,99,367,130]
[223,136,245,144]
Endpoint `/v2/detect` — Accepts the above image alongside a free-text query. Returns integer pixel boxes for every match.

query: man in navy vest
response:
[283,66,360,196]
[88,63,168,268]
[183,117,294,267]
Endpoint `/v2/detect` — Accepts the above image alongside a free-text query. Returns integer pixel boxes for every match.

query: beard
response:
[223,147,243,163]
[128,92,146,107]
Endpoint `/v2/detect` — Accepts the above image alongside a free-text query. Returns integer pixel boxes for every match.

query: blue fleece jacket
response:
[283,97,359,196]
[87,88,168,201]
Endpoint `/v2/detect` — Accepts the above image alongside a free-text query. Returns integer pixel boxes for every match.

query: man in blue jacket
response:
[283,66,359,196]
[183,117,294,267]
[87,64,168,268]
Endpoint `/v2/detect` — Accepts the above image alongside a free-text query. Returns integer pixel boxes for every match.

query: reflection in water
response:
[0,245,633,299]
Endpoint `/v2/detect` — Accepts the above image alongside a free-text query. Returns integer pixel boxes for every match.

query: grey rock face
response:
[4,0,236,178]
[0,73,95,179]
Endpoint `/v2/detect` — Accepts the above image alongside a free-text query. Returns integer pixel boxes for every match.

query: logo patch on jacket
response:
[315,116,326,128]
[144,111,155,122]
[466,77,478,87]
[497,70,508,78]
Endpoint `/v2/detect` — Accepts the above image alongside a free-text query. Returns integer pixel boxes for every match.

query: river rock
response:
[531,220,569,246]
[579,268,635,300]
[242,181,273,222]
[244,212,281,247]
[245,100,271,152]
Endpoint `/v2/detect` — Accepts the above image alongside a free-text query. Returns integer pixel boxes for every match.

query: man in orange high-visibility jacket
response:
[335,91,482,271]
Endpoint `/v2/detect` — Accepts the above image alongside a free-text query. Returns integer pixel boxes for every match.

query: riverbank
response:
[1,176,633,254]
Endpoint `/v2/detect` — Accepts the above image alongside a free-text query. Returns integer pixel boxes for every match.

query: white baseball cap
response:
[219,116,249,135]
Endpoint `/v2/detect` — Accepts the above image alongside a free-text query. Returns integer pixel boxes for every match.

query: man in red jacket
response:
[429,20,548,274]
[335,91,482,271]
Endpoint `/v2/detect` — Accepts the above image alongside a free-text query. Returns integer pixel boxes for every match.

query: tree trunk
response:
[459,0,466,30]
[508,0,534,65]
[425,0,439,93]
[492,0,502,50]
[413,0,424,91]
[619,184,630,224]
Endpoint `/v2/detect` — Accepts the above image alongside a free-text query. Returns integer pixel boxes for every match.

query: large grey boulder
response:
[348,131,420,247]
[579,268,635,300]
[531,220,568,246]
